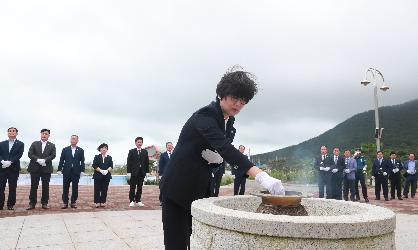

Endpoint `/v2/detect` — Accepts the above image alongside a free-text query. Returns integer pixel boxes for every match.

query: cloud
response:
[1,0,418,163]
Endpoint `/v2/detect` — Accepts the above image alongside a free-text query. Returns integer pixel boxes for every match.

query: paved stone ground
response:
[0,182,417,249]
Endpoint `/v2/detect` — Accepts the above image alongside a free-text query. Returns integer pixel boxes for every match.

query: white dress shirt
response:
[41,140,47,154]
[71,146,76,157]
[8,139,16,153]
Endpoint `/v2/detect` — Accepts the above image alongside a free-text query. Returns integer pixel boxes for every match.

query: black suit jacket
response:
[92,154,113,180]
[388,159,402,179]
[58,146,85,175]
[127,148,149,177]
[314,154,332,175]
[330,155,345,178]
[158,151,171,176]
[372,158,390,177]
[0,139,24,172]
[28,141,56,174]
[161,100,253,209]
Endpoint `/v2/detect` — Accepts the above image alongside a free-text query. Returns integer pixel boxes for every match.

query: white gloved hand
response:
[102,170,109,175]
[57,171,62,175]
[319,167,324,171]
[363,166,367,171]
[344,169,350,173]
[99,169,107,175]
[201,149,223,164]
[323,167,330,172]
[37,159,46,165]
[383,172,387,176]
[255,172,285,195]
[407,170,412,174]
[1,160,7,168]
[1,160,11,168]
[331,169,338,173]
[127,173,131,180]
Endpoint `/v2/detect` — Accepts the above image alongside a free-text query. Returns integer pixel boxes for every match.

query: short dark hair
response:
[166,142,173,146]
[390,151,396,155]
[239,145,245,149]
[97,143,108,151]
[377,150,383,154]
[135,137,143,143]
[8,127,18,133]
[216,67,258,104]
[41,129,50,134]
[333,147,340,151]
[344,149,351,153]
[71,135,79,138]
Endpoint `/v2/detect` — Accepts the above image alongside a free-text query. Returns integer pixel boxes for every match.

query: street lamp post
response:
[361,68,390,152]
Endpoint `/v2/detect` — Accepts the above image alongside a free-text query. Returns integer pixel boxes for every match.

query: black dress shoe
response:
[398,197,403,200]
[7,206,14,210]
[365,198,369,202]
[403,195,408,199]
[26,204,35,210]
[42,204,49,209]
[70,203,77,208]
[390,197,394,200]
[384,198,389,201]
[375,197,380,200]
[61,204,68,209]
[0,206,3,210]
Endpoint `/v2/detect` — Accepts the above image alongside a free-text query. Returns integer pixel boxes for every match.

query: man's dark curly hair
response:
[216,66,258,104]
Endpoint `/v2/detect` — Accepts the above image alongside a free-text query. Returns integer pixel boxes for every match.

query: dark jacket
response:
[388,159,402,179]
[372,158,390,177]
[28,141,56,174]
[161,100,253,209]
[58,146,85,175]
[92,154,113,181]
[127,148,149,177]
[330,155,345,179]
[0,139,24,172]
[158,151,171,176]
[314,154,332,176]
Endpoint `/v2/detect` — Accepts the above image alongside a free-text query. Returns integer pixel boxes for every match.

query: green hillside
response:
[253,99,418,164]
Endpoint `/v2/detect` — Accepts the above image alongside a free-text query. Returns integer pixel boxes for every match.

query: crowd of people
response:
[315,145,417,202]
[0,127,153,210]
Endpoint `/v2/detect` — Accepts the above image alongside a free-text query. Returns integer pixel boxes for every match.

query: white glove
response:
[383,172,387,176]
[392,168,398,173]
[201,149,223,164]
[100,169,108,175]
[37,159,46,166]
[363,166,367,171]
[319,167,324,171]
[57,171,62,175]
[255,172,285,195]
[80,172,85,177]
[344,169,350,173]
[1,160,12,168]
[323,167,330,172]
[127,173,131,180]
[407,170,412,174]
[332,169,338,173]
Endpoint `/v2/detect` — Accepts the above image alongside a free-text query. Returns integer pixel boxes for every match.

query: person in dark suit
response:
[342,150,357,201]
[161,69,284,250]
[314,145,332,198]
[354,149,369,202]
[127,137,149,207]
[372,151,390,201]
[0,127,24,210]
[388,151,403,200]
[58,135,85,208]
[403,153,417,199]
[158,142,174,205]
[27,129,56,210]
[210,162,225,197]
[329,147,345,200]
[232,145,248,195]
[92,143,113,208]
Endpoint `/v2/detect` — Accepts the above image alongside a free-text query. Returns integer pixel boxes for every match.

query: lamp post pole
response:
[361,68,389,152]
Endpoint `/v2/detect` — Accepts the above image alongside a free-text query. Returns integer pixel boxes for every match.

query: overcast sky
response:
[1,0,417,164]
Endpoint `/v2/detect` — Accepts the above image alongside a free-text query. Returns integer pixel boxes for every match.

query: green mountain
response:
[253,99,418,163]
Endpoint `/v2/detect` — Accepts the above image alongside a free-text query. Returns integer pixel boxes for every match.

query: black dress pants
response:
[129,175,145,202]
[162,198,192,250]
[29,172,51,205]
[234,175,247,195]
[62,173,80,204]
[0,170,19,207]
[94,178,110,203]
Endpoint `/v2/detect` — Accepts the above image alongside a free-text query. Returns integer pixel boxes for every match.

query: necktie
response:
[168,152,171,159]
[334,156,337,164]
[322,155,325,161]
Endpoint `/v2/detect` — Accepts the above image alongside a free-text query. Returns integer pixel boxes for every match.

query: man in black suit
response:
[388,151,403,200]
[58,135,85,208]
[161,69,284,249]
[158,142,174,205]
[314,146,332,198]
[0,127,24,210]
[127,137,149,207]
[329,147,345,200]
[372,151,389,201]
[27,129,56,210]
[232,145,248,195]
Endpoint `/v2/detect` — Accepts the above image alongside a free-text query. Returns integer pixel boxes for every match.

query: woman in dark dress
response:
[92,143,113,208]
[161,68,285,249]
